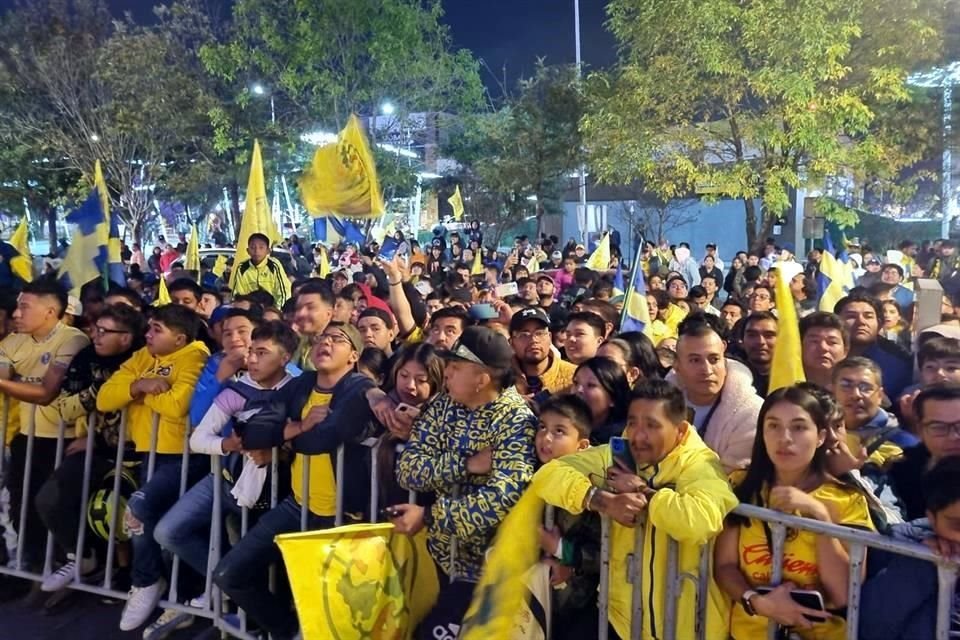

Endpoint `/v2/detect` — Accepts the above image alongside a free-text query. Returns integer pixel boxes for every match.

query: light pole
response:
[908,62,960,238]
[251,83,275,125]
[574,0,588,244]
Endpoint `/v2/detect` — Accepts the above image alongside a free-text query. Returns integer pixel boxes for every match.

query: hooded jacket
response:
[233,255,292,306]
[667,359,761,472]
[96,341,210,453]
[525,427,737,640]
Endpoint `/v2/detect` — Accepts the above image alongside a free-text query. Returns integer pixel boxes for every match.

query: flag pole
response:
[619,234,646,330]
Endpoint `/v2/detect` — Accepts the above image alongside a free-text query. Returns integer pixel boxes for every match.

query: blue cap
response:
[209,305,231,325]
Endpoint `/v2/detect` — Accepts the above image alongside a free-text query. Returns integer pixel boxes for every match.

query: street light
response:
[574,0,587,243]
[90,134,100,142]
[380,101,396,116]
[250,83,275,125]
[908,61,960,238]
[251,83,266,96]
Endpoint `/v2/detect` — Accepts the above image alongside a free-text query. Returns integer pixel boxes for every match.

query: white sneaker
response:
[41,554,97,592]
[142,607,194,640]
[186,594,207,610]
[119,578,166,631]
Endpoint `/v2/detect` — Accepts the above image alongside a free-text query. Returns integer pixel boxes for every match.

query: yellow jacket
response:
[232,256,292,307]
[535,428,737,640]
[96,341,210,454]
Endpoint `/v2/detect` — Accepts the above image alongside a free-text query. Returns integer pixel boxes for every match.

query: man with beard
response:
[509,307,575,397]
[835,292,912,399]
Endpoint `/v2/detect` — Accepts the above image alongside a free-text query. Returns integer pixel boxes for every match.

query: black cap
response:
[509,306,550,333]
[444,326,514,370]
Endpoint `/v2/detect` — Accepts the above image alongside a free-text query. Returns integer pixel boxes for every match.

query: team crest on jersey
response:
[155,366,172,377]
[40,352,51,365]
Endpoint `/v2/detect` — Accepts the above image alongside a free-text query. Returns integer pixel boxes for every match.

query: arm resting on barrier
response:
[96,357,140,412]
[188,354,226,427]
[190,390,242,455]
[647,465,738,544]
[290,376,376,454]
[0,360,70,406]
[143,361,205,420]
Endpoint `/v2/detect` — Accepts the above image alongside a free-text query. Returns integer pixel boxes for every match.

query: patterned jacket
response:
[396,387,537,581]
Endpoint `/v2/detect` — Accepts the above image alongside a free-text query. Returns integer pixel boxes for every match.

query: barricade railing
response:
[2,401,958,640]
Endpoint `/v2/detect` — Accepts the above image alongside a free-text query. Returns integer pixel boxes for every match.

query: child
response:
[534,395,600,640]
[860,456,960,639]
[96,304,210,632]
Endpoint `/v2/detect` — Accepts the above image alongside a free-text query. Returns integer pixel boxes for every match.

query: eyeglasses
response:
[94,326,130,337]
[922,422,960,437]
[512,329,550,341]
[836,379,878,396]
[314,333,352,346]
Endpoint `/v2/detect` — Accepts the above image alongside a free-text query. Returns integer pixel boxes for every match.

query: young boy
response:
[860,456,960,639]
[96,305,210,632]
[534,395,600,640]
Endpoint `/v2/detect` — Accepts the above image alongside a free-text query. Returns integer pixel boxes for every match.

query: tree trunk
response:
[46,207,57,255]
[132,218,144,246]
[757,210,777,251]
[743,198,758,251]
[229,180,242,243]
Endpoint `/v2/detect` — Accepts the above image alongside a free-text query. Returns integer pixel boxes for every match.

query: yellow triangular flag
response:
[230,140,281,288]
[768,261,806,392]
[212,254,227,278]
[8,218,32,282]
[316,245,330,278]
[153,275,171,307]
[526,254,540,275]
[471,248,484,276]
[448,185,465,221]
[185,223,201,272]
[299,115,385,219]
[585,233,611,271]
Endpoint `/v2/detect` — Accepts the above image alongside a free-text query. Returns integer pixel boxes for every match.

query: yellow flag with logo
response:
[585,233,610,271]
[211,254,227,278]
[153,275,171,307]
[471,248,484,275]
[300,115,385,219]
[185,223,201,272]
[8,218,32,282]
[448,185,465,221]
[275,523,438,640]
[316,245,330,278]
[769,261,806,392]
[230,140,281,288]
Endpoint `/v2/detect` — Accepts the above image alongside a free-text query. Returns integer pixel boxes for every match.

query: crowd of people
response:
[0,224,958,640]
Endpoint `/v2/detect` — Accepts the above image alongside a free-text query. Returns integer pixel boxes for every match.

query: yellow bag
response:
[275,523,438,640]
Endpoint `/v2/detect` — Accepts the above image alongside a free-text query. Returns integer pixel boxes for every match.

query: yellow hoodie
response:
[462,427,737,640]
[96,341,209,454]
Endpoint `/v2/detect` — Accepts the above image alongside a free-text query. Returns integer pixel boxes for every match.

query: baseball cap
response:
[443,326,514,370]
[323,322,364,353]
[551,250,563,260]
[536,272,555,284]
[509,306,550,333]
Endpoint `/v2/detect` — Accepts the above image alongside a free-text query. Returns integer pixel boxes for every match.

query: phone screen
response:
[610,436,635,471]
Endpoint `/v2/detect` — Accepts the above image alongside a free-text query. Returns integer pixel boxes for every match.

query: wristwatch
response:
[740,589,760,616]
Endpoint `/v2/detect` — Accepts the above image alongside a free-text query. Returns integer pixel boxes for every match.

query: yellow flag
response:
[585,233,611,271]
[211,254,227,279]
[8,219,32,282]
[230,140,281,288]
[448,185,465,221]
[471,248,484,275]
[817,250,846,312]
[316,245,330,278]
[768,261,806,392]
[275,523,438,640]
[299,115,385,219]
[185,223,201,272]
[526,254,540,275]
[153,275,171,307]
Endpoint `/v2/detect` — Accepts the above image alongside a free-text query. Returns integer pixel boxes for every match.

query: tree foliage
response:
[583,0,947,249]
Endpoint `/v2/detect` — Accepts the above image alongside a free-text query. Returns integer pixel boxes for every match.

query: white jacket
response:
[668,359,761,473]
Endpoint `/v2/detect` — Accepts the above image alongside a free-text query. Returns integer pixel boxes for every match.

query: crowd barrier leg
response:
[72,413,98,584]
[597,515,610,640]
[844,543,867,640]
[167,425,191,604]
[42,419,67,578]
[694,544,710,640]
[238,503,250,633]
[661,538,680,640]
[369,441,380,523]
[209,455,223,630]
[268,447,278,595]
[333,446,344,527]
[935,564,958,639]
[14,406,38,571]
[300,454,311,531]
[145,413,160,482]
[767,523,787,640]
[102,410,128,591]
[629,522,645,640]
[0,396,9,478]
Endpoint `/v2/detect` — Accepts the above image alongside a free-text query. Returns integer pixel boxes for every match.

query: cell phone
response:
[396,403,420,417]
[756,587,826,621]
[495,282,519,297]
[610,436,635,471]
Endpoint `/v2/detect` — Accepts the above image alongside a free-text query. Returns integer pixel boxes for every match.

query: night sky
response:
[0,0,617,89]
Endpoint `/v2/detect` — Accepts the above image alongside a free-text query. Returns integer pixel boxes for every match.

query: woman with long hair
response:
[572,356,631,444]
[714,385,873,640]
[366,343,445,507]
[597,332,661,386]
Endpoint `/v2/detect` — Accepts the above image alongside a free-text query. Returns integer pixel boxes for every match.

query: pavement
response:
[0,580,216,640]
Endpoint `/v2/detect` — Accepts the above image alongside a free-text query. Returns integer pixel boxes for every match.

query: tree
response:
[617,192,699,247]
[0,0,216,244]
[582,0,947,249]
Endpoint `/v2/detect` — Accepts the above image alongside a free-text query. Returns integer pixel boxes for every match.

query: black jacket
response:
[887,443,931,521]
